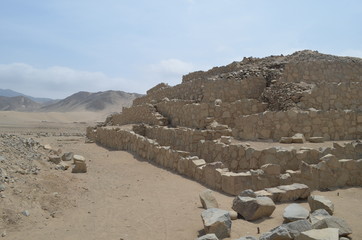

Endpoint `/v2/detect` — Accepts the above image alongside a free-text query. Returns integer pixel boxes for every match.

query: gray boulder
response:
[308,195,334,215]
[201,208,231,239]
[309,209,331,225]
[232,196,275,221]
[283,204,309,222]
[312,217,352,237]
[48,155,61,164]
[200,189,219,209]
[259,226,292,240]
[196,233,219,240]
[282,220,312,238]
[295,228,338,240]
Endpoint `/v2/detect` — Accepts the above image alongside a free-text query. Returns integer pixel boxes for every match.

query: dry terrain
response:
[0,111,361,240]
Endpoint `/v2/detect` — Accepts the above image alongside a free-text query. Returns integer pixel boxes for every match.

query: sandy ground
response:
[0,111,361,240]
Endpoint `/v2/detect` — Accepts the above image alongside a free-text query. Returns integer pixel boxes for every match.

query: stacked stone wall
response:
[109,104,167,126]
[233,110,362,141]
[299,82,362,111]
[156,99,267,129]
[282,61,362,83]
[133,77,266,106]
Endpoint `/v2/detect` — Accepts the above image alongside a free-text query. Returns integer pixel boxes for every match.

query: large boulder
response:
[282,220,312,239]
[295,228,338,240]
[201,208,231,239]
[309,209,331,225]
[312,217,352,237]
[196,233,219,240]
[200,189,219,209]
[261,220,312,240]
[232,196,275,221]
[308,195,334,215]
[283,204,309,222]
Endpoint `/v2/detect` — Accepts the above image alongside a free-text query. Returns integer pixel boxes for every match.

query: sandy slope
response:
[1,112,361,240]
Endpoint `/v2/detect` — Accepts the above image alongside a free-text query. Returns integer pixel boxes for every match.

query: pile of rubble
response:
[197,188,352,240]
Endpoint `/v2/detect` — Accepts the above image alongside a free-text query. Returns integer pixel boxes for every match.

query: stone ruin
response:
[86,50,362,196]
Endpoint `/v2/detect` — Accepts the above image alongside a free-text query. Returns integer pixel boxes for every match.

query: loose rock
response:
[312,217,352,237]
[295,228,339,240]
[283,204,309,222]
[308,195,334,215]
[232,196,275,221]
[201,208,231,239]
[309,209,331,225]
[196,233,219,240]
[200,189,219,209]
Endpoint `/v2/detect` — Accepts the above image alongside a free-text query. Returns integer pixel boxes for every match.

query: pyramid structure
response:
[87,50,362,195]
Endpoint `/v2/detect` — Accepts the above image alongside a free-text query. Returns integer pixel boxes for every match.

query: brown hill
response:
[0,96,41,111]
[40,90,142,112]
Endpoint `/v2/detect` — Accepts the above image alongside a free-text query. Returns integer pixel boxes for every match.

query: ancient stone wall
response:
[282,61,362,83]
[233,110,362,141]
[108,104,168,126]
[299,82,362,111]
[133,77,266,106]
[155,99,267,129]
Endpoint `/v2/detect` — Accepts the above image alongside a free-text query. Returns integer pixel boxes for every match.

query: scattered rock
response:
[228,210,238,220]
[200,189,219,209]
[308,195,334,215]
[72,155,87,173]
[312,217,352,237]
[0,184,5,192]
[292,133,306,143]
[201,208,231,239]
[61,152,74,161]
[22,210,30,217]
[283,204,309,222]
[259,226,292,240]
[283,220,312,239]
[295,228,339,240]
[235,236,257,240]
[196,233,219,240]
[1,231,6,237]
[55,162,70,171]
[232,196,275,221]
[48,155,61,164]
[43,144,52,150]
[309,209,331,225]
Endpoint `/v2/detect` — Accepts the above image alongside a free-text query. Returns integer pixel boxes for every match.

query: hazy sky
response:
[1,0,361,98]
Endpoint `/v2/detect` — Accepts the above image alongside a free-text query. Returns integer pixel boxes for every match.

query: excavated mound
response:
[87,50,362,196]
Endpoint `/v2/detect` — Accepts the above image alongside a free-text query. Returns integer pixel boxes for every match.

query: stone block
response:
[201,208,231,239]
[232,196,275,221]
[295,228,338,240]
[261,164,281,175]
[283,204,309,222]
[308,195,334,215]
[200,189,219,209]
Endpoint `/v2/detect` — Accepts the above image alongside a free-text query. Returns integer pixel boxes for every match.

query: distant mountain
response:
[40,90,143,112]
[0,89,55,103]
[0,96,41,111]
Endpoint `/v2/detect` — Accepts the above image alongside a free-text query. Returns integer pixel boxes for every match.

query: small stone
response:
[48,155,61,164]
[61,152,74,161]
[280,137,293,144]
[0,184,5,192]
[308,195,334,215]
[72,155,87,173]
[199,189,219,209]
[283,204,309,222]
[1,231,6,237]
[228,210,238,220]
[22,210,30,217]
[43,144,52,150]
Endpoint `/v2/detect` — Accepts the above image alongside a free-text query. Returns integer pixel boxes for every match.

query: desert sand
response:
[0,111,361,240]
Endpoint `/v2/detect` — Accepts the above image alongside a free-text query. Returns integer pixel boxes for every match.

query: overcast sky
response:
[1,0,361,99]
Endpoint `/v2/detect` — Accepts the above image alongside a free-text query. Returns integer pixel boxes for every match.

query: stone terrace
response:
[87,50,362,195]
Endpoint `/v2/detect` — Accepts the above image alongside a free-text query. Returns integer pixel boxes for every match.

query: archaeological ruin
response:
[86,50,362,196]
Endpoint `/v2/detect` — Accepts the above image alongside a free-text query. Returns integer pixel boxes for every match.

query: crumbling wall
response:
[233,110,362,141]
[282,61,362,83]
[108,104,168,126]
[155,99,267,129]
[299,82,362,111]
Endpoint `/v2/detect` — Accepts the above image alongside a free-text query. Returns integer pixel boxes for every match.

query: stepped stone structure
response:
[87,50,362,195]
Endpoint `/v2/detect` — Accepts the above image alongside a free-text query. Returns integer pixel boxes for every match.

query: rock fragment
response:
[295,228,338,240]
[283,204,309,222]
[200,189,219,209]
[308,195,334,215]
[201,208,231,239]
[312,217,352,237]
[232,196,275,221]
